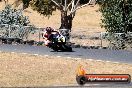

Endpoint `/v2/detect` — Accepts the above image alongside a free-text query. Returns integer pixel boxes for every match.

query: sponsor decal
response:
[76,65,131,85]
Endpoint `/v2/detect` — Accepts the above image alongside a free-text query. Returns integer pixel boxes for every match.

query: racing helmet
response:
[45,27,54,33]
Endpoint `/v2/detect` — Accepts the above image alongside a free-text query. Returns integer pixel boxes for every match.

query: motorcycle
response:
[47,34,72,52]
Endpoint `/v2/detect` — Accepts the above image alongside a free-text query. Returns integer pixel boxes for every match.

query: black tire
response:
[76,75,87,85]
[62,44,72,52]
[49,43,59,52]
[67,46,72,52]
[127,74,131,83]
[52,47,59,52]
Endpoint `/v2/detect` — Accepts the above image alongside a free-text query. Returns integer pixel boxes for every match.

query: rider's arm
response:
[42,31,49,40]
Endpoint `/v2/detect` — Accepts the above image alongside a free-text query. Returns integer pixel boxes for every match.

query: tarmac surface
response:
[0,44,132,64]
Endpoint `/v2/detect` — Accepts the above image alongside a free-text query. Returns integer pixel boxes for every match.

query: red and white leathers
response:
[42,27,66,46]
[42,27,58,46]
[42,31,51,46]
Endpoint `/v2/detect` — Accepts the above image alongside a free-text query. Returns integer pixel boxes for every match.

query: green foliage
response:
[29,0,56,16]
[102,32,132,50]
[22,0,90,16]
[102,33,126,49]
[98,0,132,49]
[99,0,132,33]
[0,5,30,26]
[0,5,34,39]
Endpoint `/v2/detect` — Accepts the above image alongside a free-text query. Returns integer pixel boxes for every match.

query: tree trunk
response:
[60,11,73,30]
[59,11,73,42]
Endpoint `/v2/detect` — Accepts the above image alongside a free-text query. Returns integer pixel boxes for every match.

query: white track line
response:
[113,62,119,64]
[96,60,103,62]
[106,61,111,63]
[0,50,122,64]
[22,53,27,55]
[87,59,120,64]
[11,52,15,53]
[33,54,39,56]
[87,59,94,61]
[67,57,71,59]
[57,56,61,58]
[75,58,81,60]
[45,55,49,57]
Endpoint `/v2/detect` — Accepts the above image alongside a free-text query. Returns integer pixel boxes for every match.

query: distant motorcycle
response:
[48,34,72,52]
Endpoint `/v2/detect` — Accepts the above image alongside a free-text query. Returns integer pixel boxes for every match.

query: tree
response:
[0,4,32,39]
[14,0,94,41]
[97,0,132,49]
[97,0,132,33]
[0,5,30,25]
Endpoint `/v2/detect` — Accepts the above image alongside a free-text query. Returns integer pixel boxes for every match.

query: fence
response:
[0,24,37,41]
[0,24,132,50]
[100,32,132,49]
[70,31,132,49]
[70,32,109,48]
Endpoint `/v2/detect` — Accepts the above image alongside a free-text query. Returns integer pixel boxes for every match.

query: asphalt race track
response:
[0,44,132,88]
[0,44,132,64]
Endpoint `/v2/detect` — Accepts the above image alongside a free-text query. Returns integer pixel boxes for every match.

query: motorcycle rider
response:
[42,27,63,46]
[42,27,72,52]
